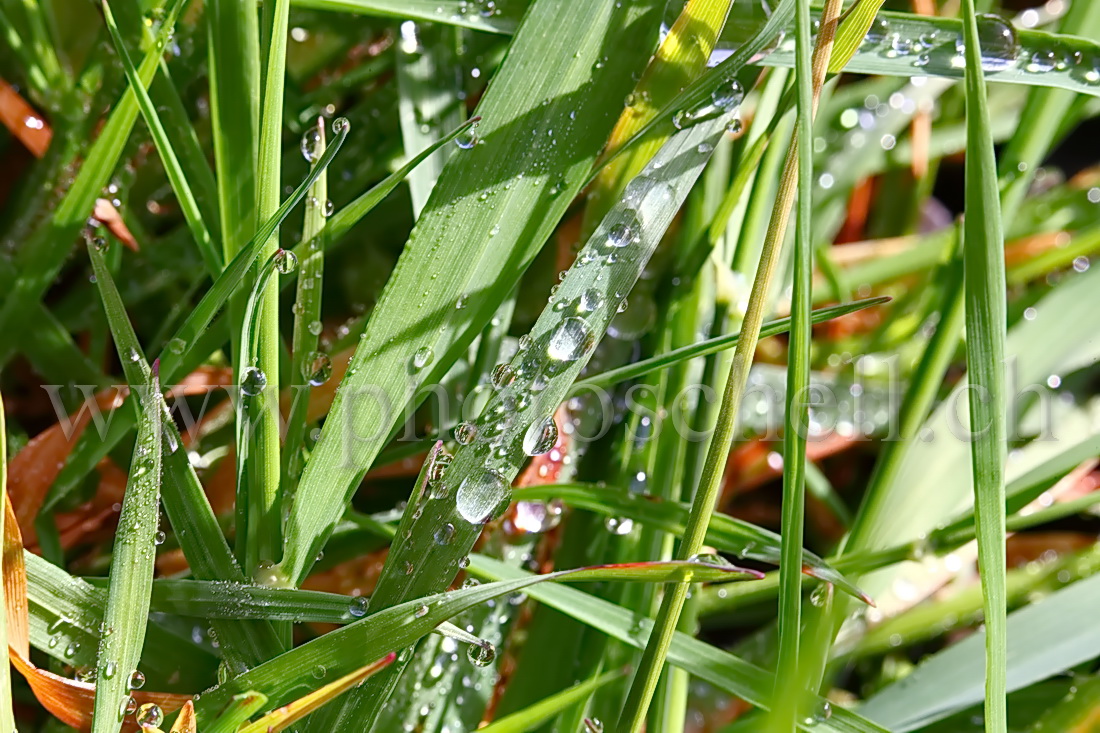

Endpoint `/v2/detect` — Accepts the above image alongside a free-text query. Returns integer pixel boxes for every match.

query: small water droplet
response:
[274,249,298,274]
[455,422,478,445]
[349,596,369,618]
[331,117,350,135]
[128,670,145,689]
[584,718,605,733]
[491,363,516,389]
[103,661,117,679]
[411,346,434,371]
[605,516,634,535]
[303,351,332,386]
[435,523,456,545]
[240,366,267,397]
[414,604,430,618]
[455,124,480,149]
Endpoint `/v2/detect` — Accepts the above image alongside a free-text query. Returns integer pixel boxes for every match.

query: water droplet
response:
[301,127,321,162]
[434,523,456,545]
[547,317,594,361]
[414,604,430,618]
[605,516,634,535]
[274,249,298,274]
[1027,49,1056,73]
[577,288,604,313]
[455,124,480,149]
[522,416,558,456]
[955,14,1018,72]
[135,703,163,729]
[103,661,117,679]
[584,719,605,733]
[307,320,323,336]
[411,346,434,371]
[323,199,335,217]
[606,220,637,248]
[710,80,743,111]
[455,468,510,524]
[154,529,166,545]
[240,366,267,397]
[491,363,516,389]
[312,664,327,679]
[455,422,478,445]
[119,696,137,719]
[303,351,332,386]
[696,141,714,154]
[349,596,369,618]
[128,670,145,689]
[467,641,496,667]
[331,117,350,135]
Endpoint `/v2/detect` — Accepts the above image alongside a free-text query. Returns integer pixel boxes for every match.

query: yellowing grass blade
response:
[169,701,196,733]
[234,653,396,733]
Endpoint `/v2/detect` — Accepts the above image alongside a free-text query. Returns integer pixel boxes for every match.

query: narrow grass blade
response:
[827,0,886,73]
[289,0,521,34]
[249,0,293,584]
[618,1,840,726]
[961,0,1009,729]
[204,692,268,733]
[576,298,888,390]
[477,669,627,733]
[284,118,329,491]
[99,0,219,275]
[87,337,162,732]
[169,701,196,733]
[515,484,868,602]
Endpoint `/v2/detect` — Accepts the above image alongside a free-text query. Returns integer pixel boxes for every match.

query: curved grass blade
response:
[187,558,759,725]
[516,484,868,602]
[204,693,268,733]
[576,299,888,390]
[235,251,287,574]
[960,0,1010,728]
[747,9,1100,98]
[477,669,627,733]
[88,347,162,733]
[289,0,522,34]
[100,0,219,275]
[828,0,886,73]
[471,556,889,733]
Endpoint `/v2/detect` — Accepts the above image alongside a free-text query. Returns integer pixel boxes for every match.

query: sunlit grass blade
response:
[618,1,840,727]
[280,0,667,589]
[284,118,328,492]
[85,286,162,732]
[204,692,268,733]
[575,298,888,389]
[99,0,219,275]
[234,654,396,733]
[169,700,196,733]
[289,0,520,34]
[960,0,1010,729]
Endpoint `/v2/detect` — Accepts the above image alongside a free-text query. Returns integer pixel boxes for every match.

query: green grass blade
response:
[289,0,521,34]
[0,0,185,368]
[577,298,888,390]
[477,669,627,733]
[618,2,841,728]
[771,0,823,725]
[99,0,219,275]
[84,293,162,732]
[249,0,293,581]
[828,0,886,73]
[960,1,1009,728]
[284,118,328,491]
[281,0,667,587]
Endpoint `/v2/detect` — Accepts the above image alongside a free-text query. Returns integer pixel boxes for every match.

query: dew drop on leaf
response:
[547,317,594,361]
[522,416,558,456]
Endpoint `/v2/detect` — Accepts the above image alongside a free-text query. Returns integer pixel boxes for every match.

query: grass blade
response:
[960,0,1009,729]
[477,669,627,733]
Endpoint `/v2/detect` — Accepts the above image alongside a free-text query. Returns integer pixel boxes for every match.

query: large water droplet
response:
[606,219,638,248]
[522,416,558,456]
[467,641,496,667]
[577,288,604,313]
[455,422,478,445]
[301,127,321,162]
[955,14,1018,72]
[349,596,369,618]
[240,366,267,397]
[135,703,163,729]
[547,317,594,362]
[455,124,480,149]
[455,468,510,524]
[128,670,145,690]
[491,363,516,389]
